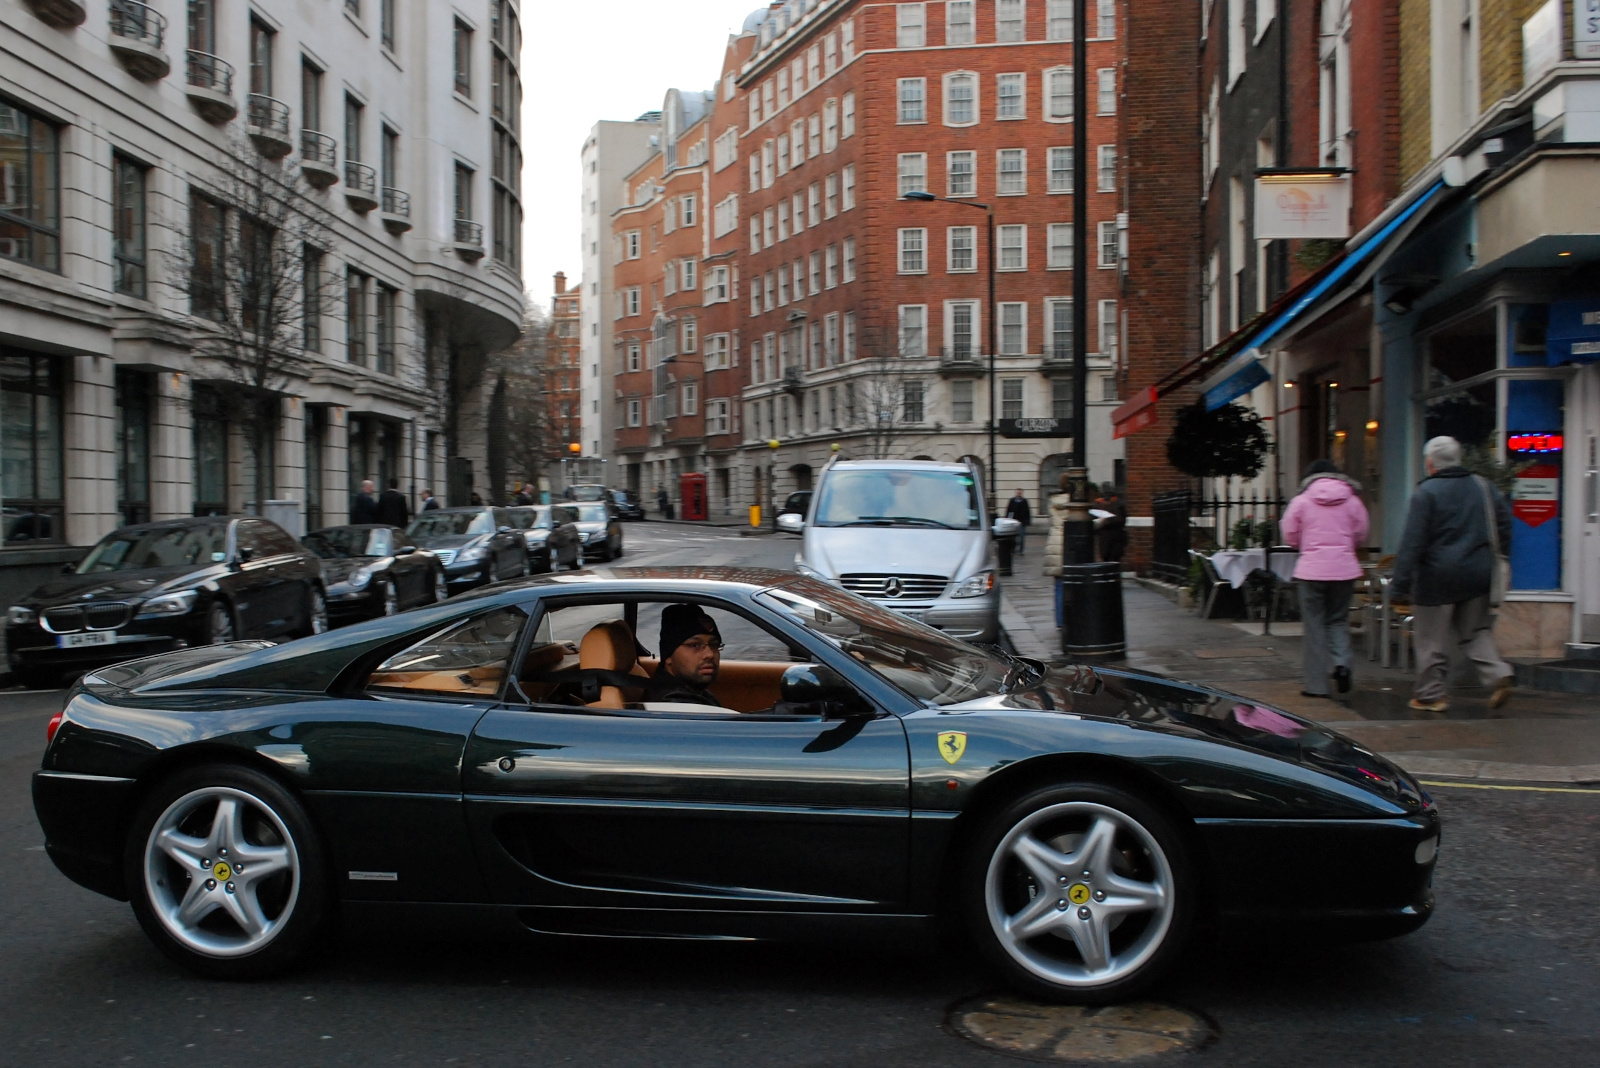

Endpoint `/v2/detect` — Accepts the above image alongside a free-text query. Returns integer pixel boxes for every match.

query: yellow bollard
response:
[749,505,762,528]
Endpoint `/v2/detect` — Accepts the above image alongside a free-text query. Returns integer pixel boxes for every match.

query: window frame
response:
[943,71,979,127]
[898,228,928,275]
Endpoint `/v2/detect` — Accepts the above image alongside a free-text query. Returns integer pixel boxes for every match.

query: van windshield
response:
[811,469,981,529]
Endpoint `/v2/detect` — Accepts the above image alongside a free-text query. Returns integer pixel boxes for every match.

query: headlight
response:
[457,545,488,563]
[7,606,36,625]
[137,590,199,617]
[348,566,373,589]
[588,530,607,542]
[951,571,995,598]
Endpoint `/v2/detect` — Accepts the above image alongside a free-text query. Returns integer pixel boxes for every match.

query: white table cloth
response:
[1209,548,1299,588]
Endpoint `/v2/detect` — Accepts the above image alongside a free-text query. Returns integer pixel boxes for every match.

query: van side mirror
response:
[776,512,804,535]
[778,663,873,718]
[992,517,1022,540]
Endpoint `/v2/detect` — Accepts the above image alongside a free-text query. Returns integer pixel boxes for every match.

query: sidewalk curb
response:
[1390,755,1600,786]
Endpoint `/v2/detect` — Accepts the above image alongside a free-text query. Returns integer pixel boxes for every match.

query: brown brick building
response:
[545,273,583,459]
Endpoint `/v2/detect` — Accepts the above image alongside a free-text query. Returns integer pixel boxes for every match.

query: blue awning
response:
[1200,178,1449,410]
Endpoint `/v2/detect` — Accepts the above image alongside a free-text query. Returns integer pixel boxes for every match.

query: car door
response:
[228,521,281,636]
[387,529,426,605]
[257,521,313,633]
[461,595,912,918]
[490,509,519,578]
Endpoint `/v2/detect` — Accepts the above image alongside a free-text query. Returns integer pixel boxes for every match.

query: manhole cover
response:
[947,996,1215,1063]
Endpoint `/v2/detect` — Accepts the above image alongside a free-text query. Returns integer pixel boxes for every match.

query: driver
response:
[643,604,725,707]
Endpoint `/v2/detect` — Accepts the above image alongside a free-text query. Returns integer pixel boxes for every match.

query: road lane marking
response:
[1419,780,1600,795]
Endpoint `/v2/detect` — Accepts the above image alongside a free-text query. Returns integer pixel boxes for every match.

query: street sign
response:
[1111,386,1159,439]
[998,417,1072,439]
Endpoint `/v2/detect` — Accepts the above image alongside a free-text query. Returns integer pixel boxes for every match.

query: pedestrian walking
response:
[375,477,410,527]
[656,484,675,520]
[419,488,440,511]
[350,479,378,524]
[1005,489,1032,556]
[1092,483,1129,564]
[1391,436,1514,712]
[1281,460,1368,698]
[1042,473,1074,577]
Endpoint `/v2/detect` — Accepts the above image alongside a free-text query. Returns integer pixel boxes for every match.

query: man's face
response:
[666,633,721,687]
[362,480,375,494]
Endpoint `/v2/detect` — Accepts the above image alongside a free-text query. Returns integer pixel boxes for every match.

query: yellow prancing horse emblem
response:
[212,861,232,881]
[938,731,967,764]
[1067,882,1091,905]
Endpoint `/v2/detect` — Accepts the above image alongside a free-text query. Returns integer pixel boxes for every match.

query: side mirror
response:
[992,517,1022,539]
[396,545,416,555]
[60,563,74,575]
[776,512,804,535]
[779,663,873,718]
[497,526,512,533]
[235,546,256,564]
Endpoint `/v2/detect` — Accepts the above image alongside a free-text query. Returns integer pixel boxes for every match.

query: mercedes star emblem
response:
[884,576,903,598]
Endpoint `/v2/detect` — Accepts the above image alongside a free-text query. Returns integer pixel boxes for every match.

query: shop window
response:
[192,388,229,517]
[116,370,152,527]
[1,350,65,545]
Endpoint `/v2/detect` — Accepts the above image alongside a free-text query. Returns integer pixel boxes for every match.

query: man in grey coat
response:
[1391,436,1513,712]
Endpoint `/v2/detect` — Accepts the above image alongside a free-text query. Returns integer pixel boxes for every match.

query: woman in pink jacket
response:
[1281,459,1369,697]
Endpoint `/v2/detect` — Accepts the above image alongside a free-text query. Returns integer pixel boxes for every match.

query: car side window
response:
[492,509,512,529]
[235,522,267,560]
[257,524,301,557]
[554,506,577,525]
[366,606,528,698]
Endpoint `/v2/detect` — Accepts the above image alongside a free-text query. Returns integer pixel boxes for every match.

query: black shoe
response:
[1334,665,1352,694]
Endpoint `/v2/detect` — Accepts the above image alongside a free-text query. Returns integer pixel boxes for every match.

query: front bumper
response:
[444,559,490,588]
[7,618,196,676]
[327,583,385,620]
[866,589,1001,644]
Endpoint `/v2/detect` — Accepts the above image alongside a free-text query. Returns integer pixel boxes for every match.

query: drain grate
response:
[946,996,1215,1063]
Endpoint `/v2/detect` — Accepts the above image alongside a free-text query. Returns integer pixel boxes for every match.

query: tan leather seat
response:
[578,620,638,707]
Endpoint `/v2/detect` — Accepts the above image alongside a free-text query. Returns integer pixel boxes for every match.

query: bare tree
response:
[167,136,342,507]
[483,304,549,502]
[847,324,917,459]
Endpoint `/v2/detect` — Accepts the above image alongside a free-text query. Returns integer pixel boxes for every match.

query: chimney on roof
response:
[554,272,567,295]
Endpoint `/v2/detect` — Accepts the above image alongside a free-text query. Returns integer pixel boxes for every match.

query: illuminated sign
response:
[1507,433,1563,453]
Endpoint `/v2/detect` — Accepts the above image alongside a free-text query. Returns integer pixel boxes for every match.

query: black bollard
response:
[1058,562,1127,660]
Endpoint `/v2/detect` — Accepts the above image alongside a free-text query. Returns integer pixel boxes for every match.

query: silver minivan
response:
[779,458,1008,644]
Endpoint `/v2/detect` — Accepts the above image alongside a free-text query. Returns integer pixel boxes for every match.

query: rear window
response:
[409,511,491,538]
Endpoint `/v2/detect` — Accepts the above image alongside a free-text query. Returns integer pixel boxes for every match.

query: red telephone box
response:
[679,472,708,521]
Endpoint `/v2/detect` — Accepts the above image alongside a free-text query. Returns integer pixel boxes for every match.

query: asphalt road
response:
[3,523,1597,1066]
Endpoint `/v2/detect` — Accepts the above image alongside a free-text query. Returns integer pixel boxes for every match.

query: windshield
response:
[812,469,981,529]
[569,485,607,502]
[576,503,608,523]
[304,528,390,558]
[77,524,229,573]
[756,580,1007,705]
[408,511,491,539]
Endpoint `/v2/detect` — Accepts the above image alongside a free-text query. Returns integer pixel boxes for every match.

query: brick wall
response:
[1398,0,1432,185]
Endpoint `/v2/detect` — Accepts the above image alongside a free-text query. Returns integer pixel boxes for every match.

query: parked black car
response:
[405,507,527,592]
[574,501,625,562]
[4,516,326,689]
[302,525,446,623]
[611,489,645,521]
[505,505,582,572]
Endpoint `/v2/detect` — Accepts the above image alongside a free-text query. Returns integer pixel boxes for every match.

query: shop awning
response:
[1114,178,1452,430]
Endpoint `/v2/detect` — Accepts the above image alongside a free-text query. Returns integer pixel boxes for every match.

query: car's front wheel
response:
[300,586,329,636]
[965,782,1194,1004]
[204,600,238,644]
[125,763,328,979]
[432,569,448,603]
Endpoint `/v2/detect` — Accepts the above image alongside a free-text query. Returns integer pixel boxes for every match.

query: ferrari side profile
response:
[33,568,1438,1002]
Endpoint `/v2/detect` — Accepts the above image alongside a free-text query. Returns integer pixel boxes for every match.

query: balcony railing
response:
[107,0,169,80]
[343,162,378,212]
[246,95,293,157]
[938,346,984,375]
[299,131,339,188]
[380,188,412,234]
[186,50,232,93]
[454,219,484,245]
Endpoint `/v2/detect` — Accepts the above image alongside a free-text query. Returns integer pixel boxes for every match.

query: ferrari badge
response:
[937,731,967,765]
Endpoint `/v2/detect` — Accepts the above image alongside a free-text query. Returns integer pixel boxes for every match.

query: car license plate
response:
[57,631,117,649]
[893,608,927,623]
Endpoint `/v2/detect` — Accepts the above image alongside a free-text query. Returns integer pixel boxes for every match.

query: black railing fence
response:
[1150,485,1291,584]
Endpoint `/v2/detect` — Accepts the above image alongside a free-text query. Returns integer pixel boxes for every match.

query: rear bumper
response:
[33,770,136,900]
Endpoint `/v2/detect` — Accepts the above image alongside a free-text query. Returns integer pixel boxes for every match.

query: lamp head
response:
[902,191,938,202]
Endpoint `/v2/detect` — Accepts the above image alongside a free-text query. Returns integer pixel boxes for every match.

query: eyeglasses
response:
[679,639,724,654]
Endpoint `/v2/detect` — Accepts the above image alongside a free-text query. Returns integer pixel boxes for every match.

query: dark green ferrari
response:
[33,567,1439,1002]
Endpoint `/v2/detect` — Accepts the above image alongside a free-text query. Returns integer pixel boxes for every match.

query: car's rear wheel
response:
[205,600,238,644]
[126,764,328,979]
[297,586,329,637]
[964,782,1194,1004]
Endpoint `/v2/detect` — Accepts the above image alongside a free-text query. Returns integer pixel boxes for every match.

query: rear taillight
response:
[45,711,64,745]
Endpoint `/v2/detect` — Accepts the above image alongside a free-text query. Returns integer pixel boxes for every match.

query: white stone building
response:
[1,0,524,599]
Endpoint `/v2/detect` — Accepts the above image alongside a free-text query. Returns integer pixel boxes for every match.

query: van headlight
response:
[951,571,995,598]
[137,590,198,617]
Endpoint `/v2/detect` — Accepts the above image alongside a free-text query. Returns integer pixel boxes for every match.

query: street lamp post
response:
[903,191,996,515]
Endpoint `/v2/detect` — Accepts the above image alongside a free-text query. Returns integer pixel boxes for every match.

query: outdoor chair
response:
[1190,550,1225,620]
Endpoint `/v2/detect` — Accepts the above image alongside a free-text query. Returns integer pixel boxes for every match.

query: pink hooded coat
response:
[1281,475,1369,582]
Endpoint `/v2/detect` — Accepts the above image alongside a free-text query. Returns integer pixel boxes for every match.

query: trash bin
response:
[1056,563,1126,660]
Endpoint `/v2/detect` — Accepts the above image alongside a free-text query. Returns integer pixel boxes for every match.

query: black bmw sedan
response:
[405,507,527,592]
[5,517,326,689]
[302,525,446,624]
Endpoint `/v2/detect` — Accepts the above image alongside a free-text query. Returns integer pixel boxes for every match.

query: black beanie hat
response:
[659,603,721,661]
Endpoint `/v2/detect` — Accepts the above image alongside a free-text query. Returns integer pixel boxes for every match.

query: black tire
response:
[204,599,238,644]
[293,585,329,638]
[124,763,329,980]
[962,780,1195,1004]
[613,539,624,559]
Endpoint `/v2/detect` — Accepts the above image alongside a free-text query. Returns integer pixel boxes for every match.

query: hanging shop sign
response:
[1254,171,1352,240]
[1524,0,1564,81]
[1111,386,1159,440]
[1512,462,1561,527]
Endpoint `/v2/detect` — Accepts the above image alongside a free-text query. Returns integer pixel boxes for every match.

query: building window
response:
[189,191,227,321]
[375,284,397,374]
[823,99,839,150]
[842,92,856,137]
[948,150,976,196]
[112,155,148,298]
[999,224,1026,270]
[627,342,642,371]
[945,73,977,125]
[346,269,369,365]
[824,32,839,74]
[1099,299,1119,355]
[899,228,927,274]
[1045,67,1074,121]
[1093,147,1116,196]
[842,165,856,209]
[0,350,65,544]
[681,382,698,416]
[681,257,697,289]
[1099,220,1119,268]
[948,227,976,272]
[996,0,1026,42]
[305,406,326,532]
[844,312,857,360]
[681,316,698,353]
[898,153,928,196]
[1046,298,1073,358]
[249,16,275,96]
[900,305,926,356]
[825,173,839,217]
[1048,146,1074,192]
[951,378,974,421]
[0,102,61,272]
[808,114,821,157]
[1002,378,1025,419]
[998,148,1026,194]
[1047,223,1073,269]
[301,60,324,132]
[454,163,474,223]
[844,237,856,281]
[948,300,977,358]
[947,0,975,44]
[903,379,925,422]
[705,333,729,370]
[380,0,396,49]
[809,183,821,226]
[303,246,323,351]
[1052,378,1073,419]
[1098,68,1117,114]
[999,303,1026,355]
[824,245,839,288]
[344,94,364,164]
[1098,0,1116,37]
[627,398,641,427]
[997,73,1025,118]
[899,78,926,123]
[625,287,640,316]
[453,19,473,97]
[897,3,926,47]
[707,398,729,435]
[1047,0,1073,40]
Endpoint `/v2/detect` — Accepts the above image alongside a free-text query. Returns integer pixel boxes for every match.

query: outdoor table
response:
[1209,548,1299,588]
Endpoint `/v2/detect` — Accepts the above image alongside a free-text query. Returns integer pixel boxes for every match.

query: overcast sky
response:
[521,0,761,314]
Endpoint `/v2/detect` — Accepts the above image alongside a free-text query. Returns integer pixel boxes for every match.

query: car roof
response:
[109,517,236,533]
[826,459,970,472]
[308,524,394,532]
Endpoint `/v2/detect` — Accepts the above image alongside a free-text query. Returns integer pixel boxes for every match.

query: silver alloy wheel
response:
[142,786,301,958]
[984,801,1174,990]
[433,569,448,603]
[208,601,235,644]
[309,588,328,634]
[381,579,398,616]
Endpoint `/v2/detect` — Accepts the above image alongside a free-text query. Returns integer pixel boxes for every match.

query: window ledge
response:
[454,92,478,113]
[344,9,367,36]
